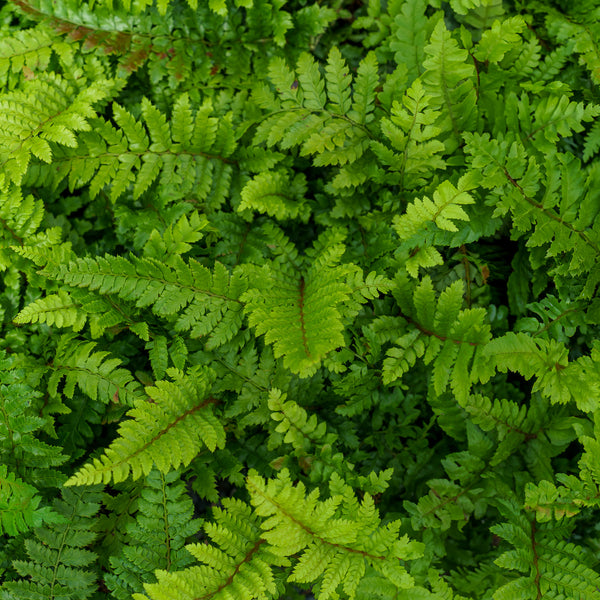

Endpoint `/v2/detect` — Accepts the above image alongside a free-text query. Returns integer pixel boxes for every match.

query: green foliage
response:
[3,0,600,599]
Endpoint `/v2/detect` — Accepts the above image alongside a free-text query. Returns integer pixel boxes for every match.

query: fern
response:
[492,497,600,600]
[383,274,491,402]
[105,469,201,598]
[2,0,600,598]
[0,485,102,600]
[247,469,423,599]
[0,72,116,184]
[37,252,248,349]
[65,366,225,485]
[421,19,477,148]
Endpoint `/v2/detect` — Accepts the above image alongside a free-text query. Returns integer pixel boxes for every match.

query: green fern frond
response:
[239,169,310,221]
[48,333,145,406]
[383,275,490,401]
[247,469,423,599]
[1,485,102,600]
[65,366,225,485]
[241,234,356,377]
[41,95,236,206]
[106,469,201,599]
[0,72,115,184]
[475,332,600,411]
[253,47,377,178]
[135,496,283,600]
[492,498,600,600]
[370,78,446,191]
[14,290,86,331]
[421,19,477,146]
[0,465,60,536]
[0,23,71,79]
[39,253,247,350]
[387,0,429,84]
[473,16,526,64]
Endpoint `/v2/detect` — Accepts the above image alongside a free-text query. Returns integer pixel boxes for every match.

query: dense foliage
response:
[2,0,600,597]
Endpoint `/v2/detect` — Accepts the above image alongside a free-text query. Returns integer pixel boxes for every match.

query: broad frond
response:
[65,366,225,485]
[38,95,236,207]
[241,235,356,377]
[39,253,247,350]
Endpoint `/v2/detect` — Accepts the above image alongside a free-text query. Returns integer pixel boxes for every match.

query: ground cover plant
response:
[2,0,600,597]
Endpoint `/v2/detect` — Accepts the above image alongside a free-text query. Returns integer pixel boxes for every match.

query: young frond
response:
[64,366,225,485]
[241,250,352,378]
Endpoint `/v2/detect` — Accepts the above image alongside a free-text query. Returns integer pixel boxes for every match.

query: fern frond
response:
[39,253,247,350]
[492,498,600,600]
[239,169,310,221]
[65,366,225,485]
[0,72,115,184]
[241,233,356,377]
[37,94,236,207]
[387,0,429,84]
[370,78,446,191]
[247,469,423,599]
[0,465,60,536]
[383,276,490,402]
[464,133,600,296]
[106,469,201,599]
[135,496,283,600]
[474,16,526,64]
[475,332,600,411]
[0,23,70,80]
[421,19,477,146]
[14,290,86,331]
[48,334,145,406]
[0,173,45,270]
[253,48,377,182]
[2,485,102,600]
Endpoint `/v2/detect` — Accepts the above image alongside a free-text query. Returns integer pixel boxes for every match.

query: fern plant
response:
[3,0,600,598]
